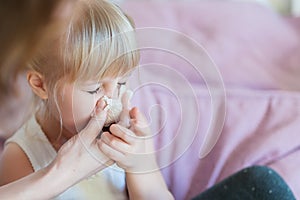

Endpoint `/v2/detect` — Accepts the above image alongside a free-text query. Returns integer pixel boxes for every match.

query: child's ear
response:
[27,71,48,100]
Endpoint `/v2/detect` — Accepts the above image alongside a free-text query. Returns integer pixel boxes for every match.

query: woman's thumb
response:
[80,99,107,142]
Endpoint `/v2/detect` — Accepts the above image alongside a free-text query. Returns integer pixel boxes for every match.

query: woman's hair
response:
[29,0,139,94]
[0,0,61,98]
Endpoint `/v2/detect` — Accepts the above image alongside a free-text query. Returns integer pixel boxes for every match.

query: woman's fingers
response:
[80,99,107,143]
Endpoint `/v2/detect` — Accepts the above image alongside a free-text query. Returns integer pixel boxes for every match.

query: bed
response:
[0,1,299,199]
[120,1,300,199]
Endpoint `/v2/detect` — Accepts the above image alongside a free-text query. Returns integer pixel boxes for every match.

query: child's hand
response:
[99,107,158,173]
[116,85,133,128]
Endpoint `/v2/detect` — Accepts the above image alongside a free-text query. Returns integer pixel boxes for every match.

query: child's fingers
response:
[129,107,147,122]
[99,132,130,159]
[129,107,151,137]
[109,124,135,144]
[117,107,130,128]
[121,89,133,109]
[118,89,133,127]
[98,139,125,162]
[101,131,131,152]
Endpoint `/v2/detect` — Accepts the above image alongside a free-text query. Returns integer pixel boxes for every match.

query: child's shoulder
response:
[0,142,33,186]
[0,116,40,186]
[3,115,57,172]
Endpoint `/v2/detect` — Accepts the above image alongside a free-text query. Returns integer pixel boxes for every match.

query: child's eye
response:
[87,87,101,95]
[117,82,127,91]
[117,82,126,86]
[116,82,127,97]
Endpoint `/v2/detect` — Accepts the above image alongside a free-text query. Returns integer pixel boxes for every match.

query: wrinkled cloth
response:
[192,166,296,200]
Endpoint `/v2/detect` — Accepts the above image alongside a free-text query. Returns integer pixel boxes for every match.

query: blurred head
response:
[0,0,73,96]
[27,0,139,134]
[0,0,75,137]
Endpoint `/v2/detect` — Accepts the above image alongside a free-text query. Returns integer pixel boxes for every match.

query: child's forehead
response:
[75,76,121,85]
[76,70,132,84]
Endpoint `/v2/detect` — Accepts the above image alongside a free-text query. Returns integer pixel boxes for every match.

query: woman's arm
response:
[0,101,113,200]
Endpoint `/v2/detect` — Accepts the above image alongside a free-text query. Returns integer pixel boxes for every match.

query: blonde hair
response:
[29,0,139,92]
[28,0,139,137]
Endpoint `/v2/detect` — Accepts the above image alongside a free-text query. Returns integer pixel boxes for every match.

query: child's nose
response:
[105,90,114,98]
[104,83,118,99]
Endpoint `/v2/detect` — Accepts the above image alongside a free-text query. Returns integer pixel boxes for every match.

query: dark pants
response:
[192,166,296,200]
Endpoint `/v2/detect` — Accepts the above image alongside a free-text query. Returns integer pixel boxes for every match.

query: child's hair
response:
[27,0,139,137]
[28,0,139,110]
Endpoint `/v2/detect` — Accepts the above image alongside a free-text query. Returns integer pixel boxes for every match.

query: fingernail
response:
[97,99,106,110]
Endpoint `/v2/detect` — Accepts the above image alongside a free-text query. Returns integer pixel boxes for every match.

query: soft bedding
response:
[130,85,300,199]
[121,1,300,199]
[1,1,299,200]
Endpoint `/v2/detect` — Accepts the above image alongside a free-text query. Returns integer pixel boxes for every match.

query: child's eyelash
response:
[87,82,125,95]
[118,82,126,86]
[87,87,101,94]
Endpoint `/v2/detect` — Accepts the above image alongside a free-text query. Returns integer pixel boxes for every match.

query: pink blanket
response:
[122,1,300,199]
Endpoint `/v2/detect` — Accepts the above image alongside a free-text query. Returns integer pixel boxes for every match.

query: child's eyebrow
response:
[85,82,101,86]
[76,81,102,88]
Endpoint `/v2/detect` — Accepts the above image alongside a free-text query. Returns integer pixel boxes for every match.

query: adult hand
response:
[50,99,114,183]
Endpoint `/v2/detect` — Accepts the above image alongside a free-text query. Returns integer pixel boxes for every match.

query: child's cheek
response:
[72,95,97,131]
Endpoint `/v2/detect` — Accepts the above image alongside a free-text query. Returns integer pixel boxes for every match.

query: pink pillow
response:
[122,1,300,91]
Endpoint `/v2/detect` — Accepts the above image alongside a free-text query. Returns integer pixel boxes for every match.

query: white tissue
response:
[102,85,133,127]
[102,95,123,126]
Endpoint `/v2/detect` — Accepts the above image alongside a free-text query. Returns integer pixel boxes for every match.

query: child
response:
[0,0,173,199]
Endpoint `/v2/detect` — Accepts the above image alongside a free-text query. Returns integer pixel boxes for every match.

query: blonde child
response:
[0,0,173,199]
[0,1,114,199]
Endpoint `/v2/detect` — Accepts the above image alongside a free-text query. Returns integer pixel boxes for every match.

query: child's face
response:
[53,77,122,134]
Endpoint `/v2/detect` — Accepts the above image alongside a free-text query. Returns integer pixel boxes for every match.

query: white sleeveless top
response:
[6,116,128,200]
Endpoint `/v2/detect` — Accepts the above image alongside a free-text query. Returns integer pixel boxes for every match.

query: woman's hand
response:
[50,99,114,183]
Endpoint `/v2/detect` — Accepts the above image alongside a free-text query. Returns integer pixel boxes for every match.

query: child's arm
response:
[100,107,174,200]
